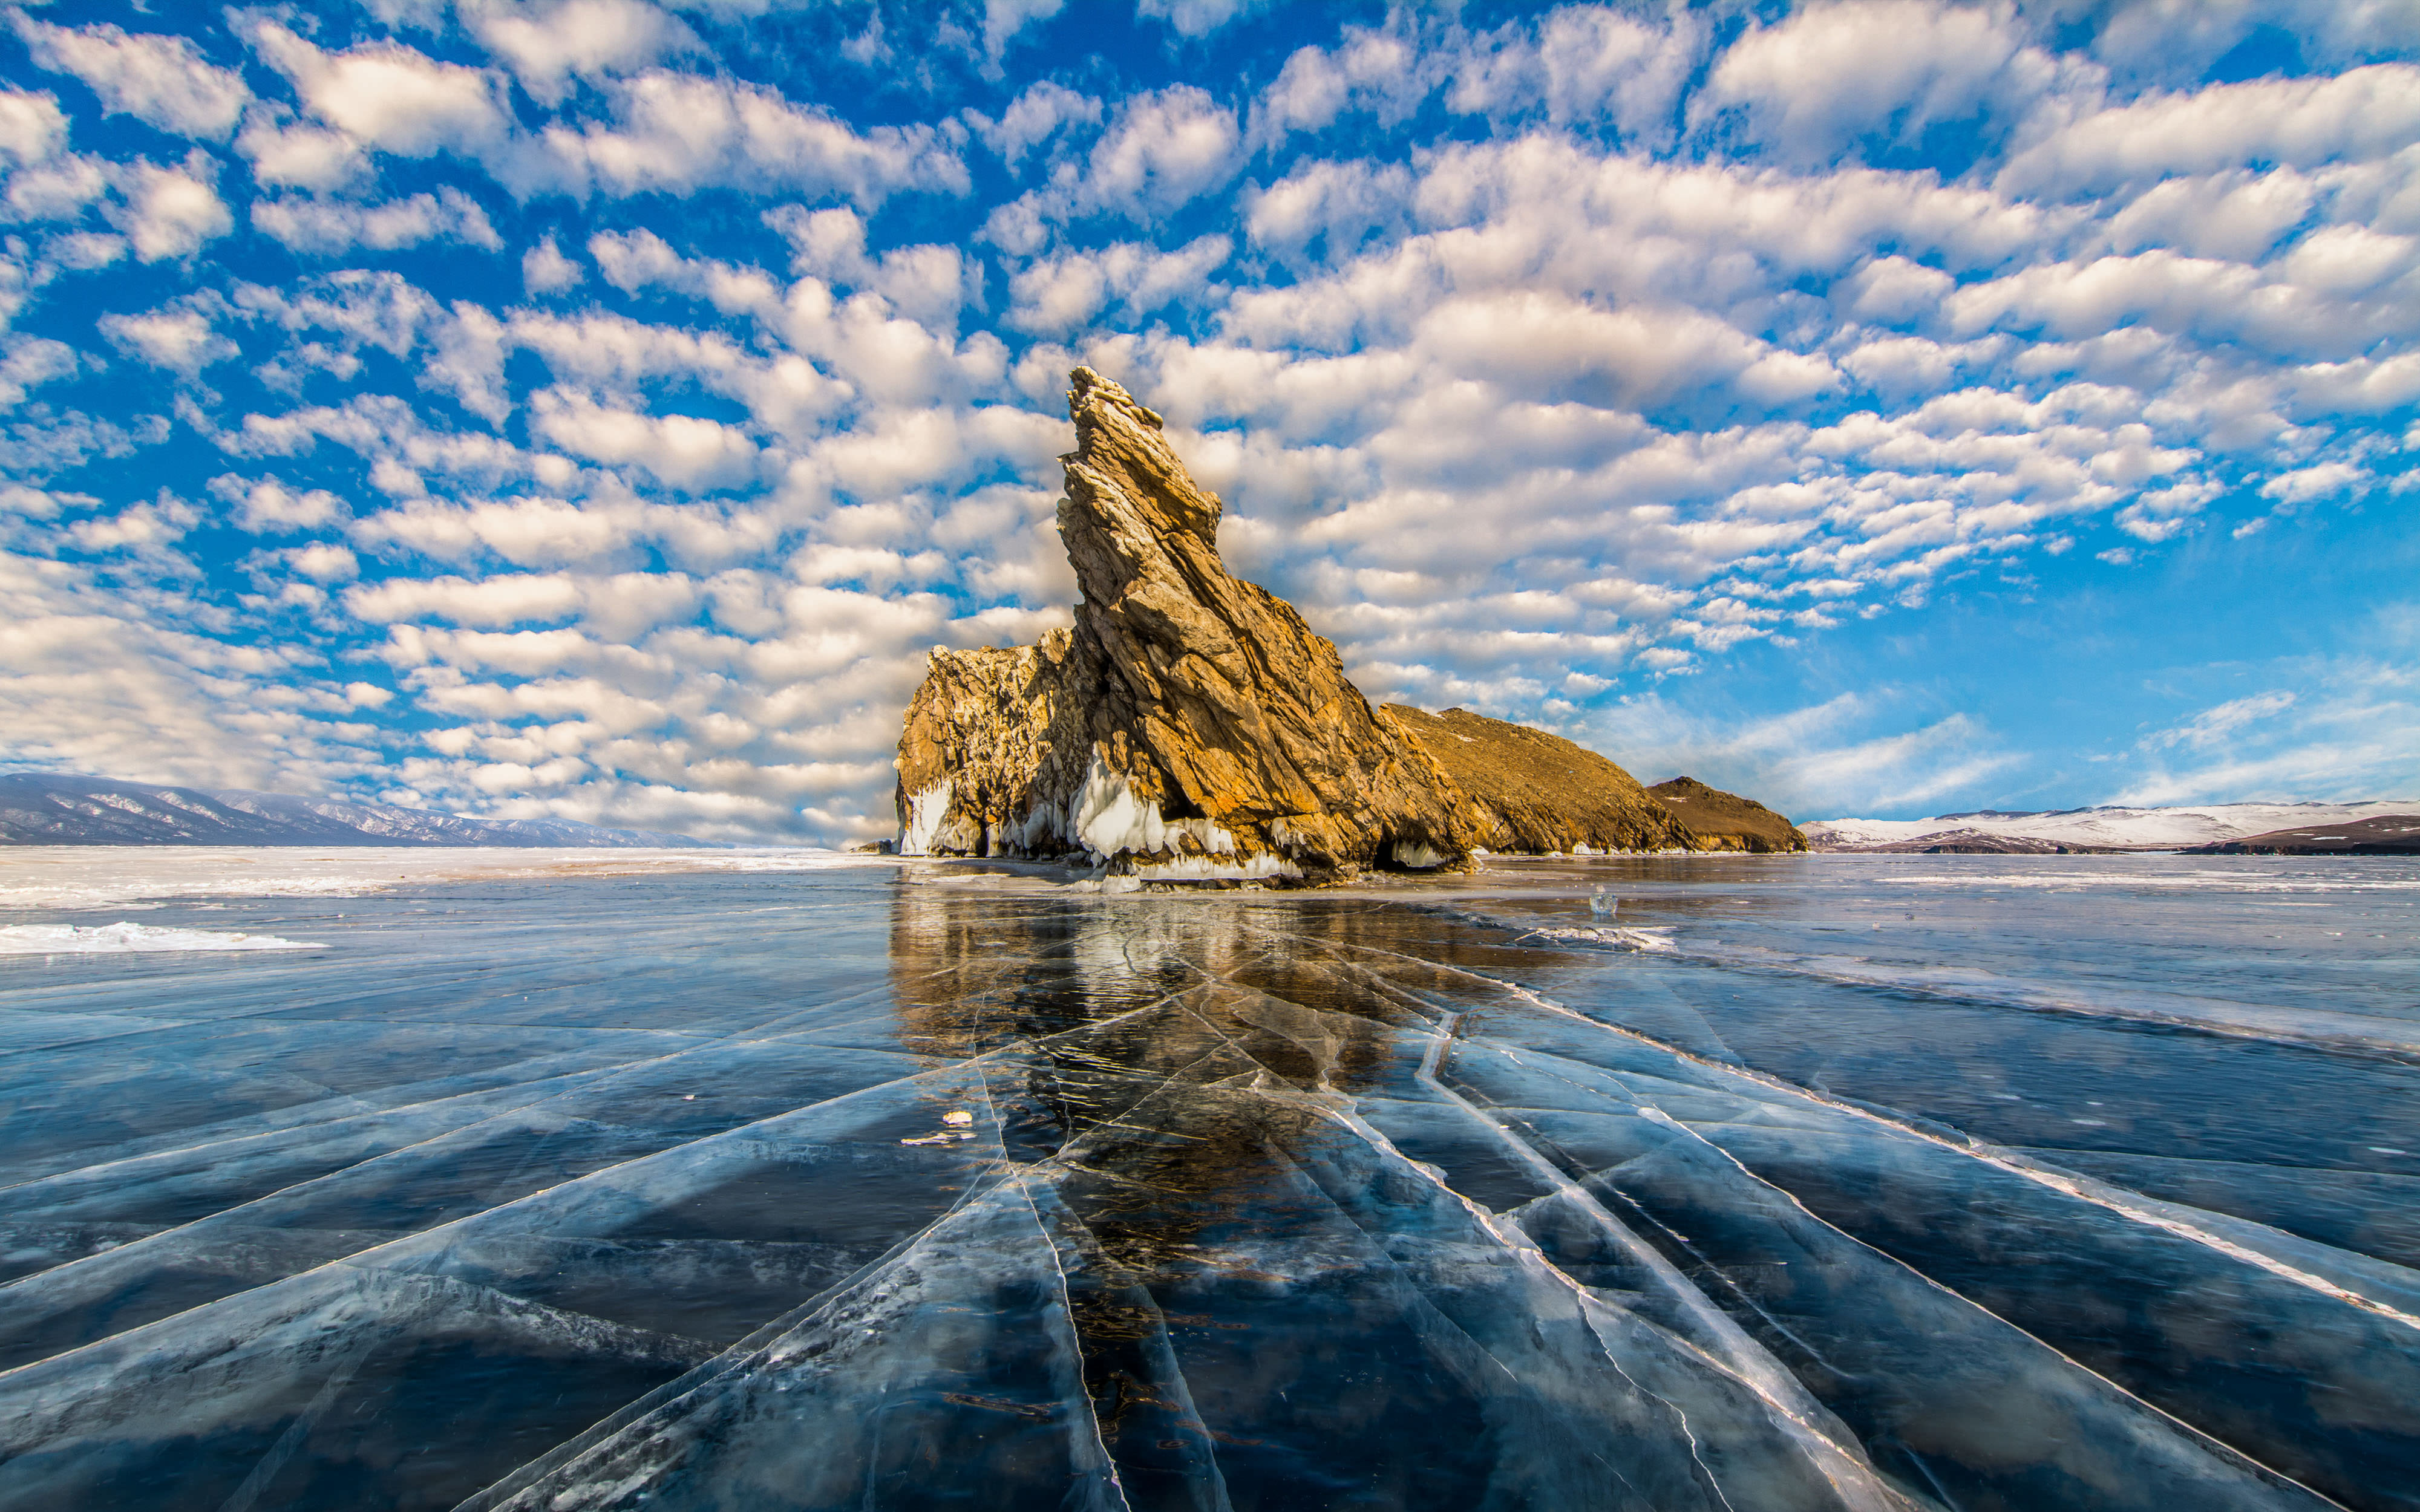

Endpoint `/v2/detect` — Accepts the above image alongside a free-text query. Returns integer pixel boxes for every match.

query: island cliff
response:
[894,368,1797,881]
[897,368,1483,882]
[1644,777,1810,853]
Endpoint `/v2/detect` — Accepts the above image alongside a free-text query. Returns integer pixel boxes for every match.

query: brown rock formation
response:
[1383,705,1692,853]
[896,368,1810,881]
[1645,777,1809,853]
[895,368,1484,882]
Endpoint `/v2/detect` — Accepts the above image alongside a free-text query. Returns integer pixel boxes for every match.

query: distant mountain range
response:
[1804,801,2420,854]
[0,774,723,849]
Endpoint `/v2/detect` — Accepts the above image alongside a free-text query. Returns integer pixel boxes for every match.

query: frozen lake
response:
[0,851,2415,1511]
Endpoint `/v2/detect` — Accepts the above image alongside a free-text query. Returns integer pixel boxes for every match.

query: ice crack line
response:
[0,1050,1018,1387]
[1408,1023,1900,1507]
[1430,957,2420,1338]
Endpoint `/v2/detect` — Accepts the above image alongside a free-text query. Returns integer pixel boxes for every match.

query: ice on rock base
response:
[898,779,955,858]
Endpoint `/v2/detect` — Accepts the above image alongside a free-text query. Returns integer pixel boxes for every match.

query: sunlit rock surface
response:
[1646,775,1810,853]
[2,854,2416,1511]
[1389,704,1696,855]
[898,367,1493,881]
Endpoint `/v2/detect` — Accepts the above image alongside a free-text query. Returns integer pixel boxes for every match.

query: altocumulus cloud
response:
[1,0,2416,841]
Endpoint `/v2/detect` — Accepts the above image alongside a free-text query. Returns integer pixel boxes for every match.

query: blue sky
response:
[1,0,2415,842]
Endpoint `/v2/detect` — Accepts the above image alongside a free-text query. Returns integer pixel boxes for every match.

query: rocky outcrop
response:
[1644,777,1809,853]
[1383,705,1692,854]
[895,368,1485,882]
[894,369,1822,881]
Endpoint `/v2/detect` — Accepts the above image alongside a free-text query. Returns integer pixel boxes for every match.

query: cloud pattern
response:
[2,0,2416,841]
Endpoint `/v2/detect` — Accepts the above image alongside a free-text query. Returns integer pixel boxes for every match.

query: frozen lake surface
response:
[0,851,2415,1511]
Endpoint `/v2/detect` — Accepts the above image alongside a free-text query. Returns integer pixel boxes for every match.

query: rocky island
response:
[895,368,1796,882]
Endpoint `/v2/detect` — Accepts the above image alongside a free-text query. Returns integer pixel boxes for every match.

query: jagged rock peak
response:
[892,368,1791,882]
[895,368,1483,884]
[1062,365,1214,548]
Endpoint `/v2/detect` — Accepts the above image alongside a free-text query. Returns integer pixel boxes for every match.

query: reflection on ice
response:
[0,859,2414,1511]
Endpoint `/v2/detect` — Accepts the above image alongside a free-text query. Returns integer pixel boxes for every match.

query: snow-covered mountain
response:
[1802,801,2420,853]
[0,774,723,848]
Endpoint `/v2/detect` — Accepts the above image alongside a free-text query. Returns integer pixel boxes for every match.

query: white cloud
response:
[1412,290,1831,411]
[287,541,359,581]
[2259,461,2369,504]
[2105,168,2317,262]
[1841,255,1957,323]
[353,495,634,567]
[544,70,967,204]
[13,17,252,141]
[1699,0,2055,161]
[236,118,370,192]
[523,235,587,293]
[1447,6,1699,145]
[969,80,1099,165]
[1007,235,1229,336]
[253,188,503,255]
[980,0,1065,61]
[0,551,382,793]
[1077,86,1240,217]
[210,474,348,533]
[99,303,235,375]
[1244,159,1411,269]
[531,390,763,491]
[2116,639,2420,806]
[428,302,513,425]
[250,25,514,160]
[2114,479,2219,542]
[1253,25,1431,149]
[1136,0,1266,39]
[106,158,233,262]
[463,0,699,104]
[1999,64,2420,197]
[2279,223,2417,295]
[762,208,974,330]
[238,270,443,362]
[348,571,586,627]
[0,334,77,408]
[1583,691,2023,818]
[0,88,68,165]
[2151,689,2297,749]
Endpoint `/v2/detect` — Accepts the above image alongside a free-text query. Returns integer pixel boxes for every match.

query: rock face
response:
[894,369,1817,880]
[1384,706,1692,854]
[1644,777,1809,854]
[895,368,1485,882]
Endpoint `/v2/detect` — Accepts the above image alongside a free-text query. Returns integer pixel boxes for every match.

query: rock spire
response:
[894,368,1794,880]
[897,368,1482,882]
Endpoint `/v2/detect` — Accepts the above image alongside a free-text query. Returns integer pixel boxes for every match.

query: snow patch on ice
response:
[1520,924,1678,954]
[0,846,890,910]
[0,922,325,955]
